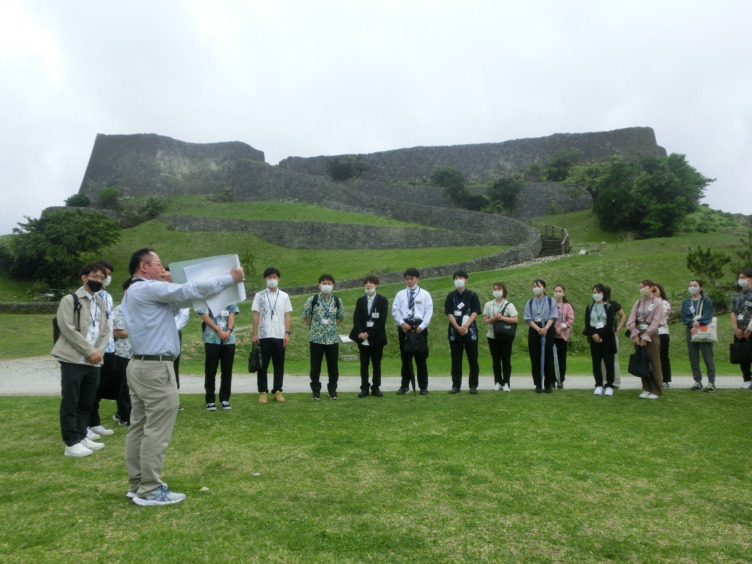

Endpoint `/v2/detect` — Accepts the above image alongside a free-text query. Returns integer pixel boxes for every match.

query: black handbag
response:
[628,346,651,378]
[404,330,429,359]
[248,343,262,373]
[493,302,517,341]
[729,340,752,364]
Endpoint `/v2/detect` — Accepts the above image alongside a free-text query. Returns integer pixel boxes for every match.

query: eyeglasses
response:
[87,275,106,281]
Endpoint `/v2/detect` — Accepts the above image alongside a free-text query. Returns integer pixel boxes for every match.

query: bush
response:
[486,177,523,211]
[326,157,368,181]
[64,193,91,207]
[98,187,120,210]
[118,196,168,228]
[207,187,236,203]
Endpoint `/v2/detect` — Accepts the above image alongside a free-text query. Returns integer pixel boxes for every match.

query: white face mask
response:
[320,284,333,295]
[103,275,112,288]
[688,286,700,296]
[592,293,603,302]
[266,279,279,289]
[532,287,544,297]
[554,292,564,299]
[640,287,652,298]
[454,279,466,289]
[739,278,750,288]
[493,291,504,299]
[365,287,376,296]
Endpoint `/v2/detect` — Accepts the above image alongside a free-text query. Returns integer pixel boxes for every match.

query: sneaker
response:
[449,387,460,394]
[273,391,285,403]
[544,387,552,393]
[258,392,268,404]
[86,428,101,440]
[81,437,104,451]
[594,386,603,396]
[132,484,186,506]
[396,388,408,395]
[358,390,369,398]
[112,413,122,423]
[371,388,384,397]
[89,425,114,436]
[742,381,752,390]
[704,383,716,393]
[535,386,543,393]
[64,443,93,457]
[691,382,703,391]
[646,393,661,400]
[206,402,216,411]
[220,401,231,410]
[502,384,511,392]
[494,382,502,391]
[469,388,478,395]
[662,382,671,388]
[639,391,651,399]
[125,491,137,499]
[178,404,185,411]
[312,392,320,400]
[419,389,429,395]
[118,420,130,427]
[328,391,338,400]
[604,387,614,396]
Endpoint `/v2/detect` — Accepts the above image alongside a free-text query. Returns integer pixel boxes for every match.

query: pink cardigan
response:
[554,302,575,342]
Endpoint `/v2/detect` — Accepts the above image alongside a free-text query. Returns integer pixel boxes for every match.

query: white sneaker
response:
[594,386,603,395]
[86,428,101,440]
[502,384,511,392]
[89,425,114,436]
[132,484,186,506]
[604,387,614,396]
[494,382,502,391]
[741,381,752,390]
[64,443,93,457]
[639,391,651,399]
[646,393,660,400]
[81,437,105,451]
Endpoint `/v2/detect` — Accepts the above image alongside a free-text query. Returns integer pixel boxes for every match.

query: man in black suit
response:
[349,275,389,397]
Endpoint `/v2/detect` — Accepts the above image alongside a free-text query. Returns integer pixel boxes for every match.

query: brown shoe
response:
[273,391,285,403]
[258,392,268,404]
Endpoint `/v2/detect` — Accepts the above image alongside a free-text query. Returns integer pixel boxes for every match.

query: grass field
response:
[1,391,750,562]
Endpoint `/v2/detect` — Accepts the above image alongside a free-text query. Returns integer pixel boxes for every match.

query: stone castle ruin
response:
[74,127,666,288]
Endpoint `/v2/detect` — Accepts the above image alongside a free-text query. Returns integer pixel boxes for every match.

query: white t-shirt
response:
[483,299,518,339]
[251,289,293,339]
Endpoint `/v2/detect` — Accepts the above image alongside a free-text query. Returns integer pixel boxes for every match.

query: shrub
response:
[118,196,168,228]
[98,187,120,210]
[64,193,91,207]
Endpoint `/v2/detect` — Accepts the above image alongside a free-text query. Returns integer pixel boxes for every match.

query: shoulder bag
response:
[628,345,651,378]
[690,298,718,344]
[493,302,517,341]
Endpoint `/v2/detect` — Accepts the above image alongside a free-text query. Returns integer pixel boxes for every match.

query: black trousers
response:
[113,355,131,422]
[204,343,235,403]
[59,361,100,446]
[358,343,384,390]
[258,338,286,393]
[734,335,752,380]
[309,342,339,393]
[589,341,615,387]
[487,337,512,385]
[659,333,672,383]
[450,339,479,389]
[88,352,116,427]
[398,329,429,391]
[527,327,555,388]
[554,338,568,383]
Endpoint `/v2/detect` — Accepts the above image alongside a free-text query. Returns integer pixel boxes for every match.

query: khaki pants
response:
[640,339,663,396]
[125,359,179,495]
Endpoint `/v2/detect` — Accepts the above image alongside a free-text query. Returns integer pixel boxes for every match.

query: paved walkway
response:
[0,356,743,396]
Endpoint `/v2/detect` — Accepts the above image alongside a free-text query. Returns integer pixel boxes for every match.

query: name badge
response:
[647,305,654,312]
[535,317,542,323]
[416,301,423,305]
[689,306,695,314]
[221,310,230,317]
[560,323,567,329]
[639,323,648,330]
[454,310,462,317]
[371,312,380,318]
[366,321,374,328]
[322,318,330,325]
[595,322,604,329]
[738,314,744,321]
[457,303,465,310]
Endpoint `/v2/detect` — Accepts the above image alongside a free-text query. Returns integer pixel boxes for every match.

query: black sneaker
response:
[371,388,384,397]
[535,386,543,393]
[206,402,216,411]
[357,390,369,398]
[396,388,408,395]
[704,383,716,393]
[419,389,428,396]
[328,391,338,400]
[312,392,320,401]
[449,387,460,394]
[691,382,703,391]
[544,387,553,394]
[469,388,478,395]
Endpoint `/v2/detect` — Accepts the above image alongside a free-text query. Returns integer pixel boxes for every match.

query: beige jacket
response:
[50,287,110,365]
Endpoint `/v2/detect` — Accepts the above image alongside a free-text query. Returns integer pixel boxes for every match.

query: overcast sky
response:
[1,0,750,236]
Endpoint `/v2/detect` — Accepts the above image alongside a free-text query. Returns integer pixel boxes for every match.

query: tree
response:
[430,166,465,191]
[64,193,91,207]
[99,187,120,210]
[564,155,632,204]
[430,167,485,211]
[729,229,752,276]
[5,209,121,287]
[486,177,523,211]
[686,246,731,287]
[543,149,581,182]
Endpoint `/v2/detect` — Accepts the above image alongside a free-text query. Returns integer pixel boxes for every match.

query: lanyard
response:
[265,289,280,320]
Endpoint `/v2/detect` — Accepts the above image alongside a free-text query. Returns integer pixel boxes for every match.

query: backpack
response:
[310,294,342,316]
[52,293,82,344]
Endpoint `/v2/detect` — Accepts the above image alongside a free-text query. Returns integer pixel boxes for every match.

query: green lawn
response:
[1,392,750,562]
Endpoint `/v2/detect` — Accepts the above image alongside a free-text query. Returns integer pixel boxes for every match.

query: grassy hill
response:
[1,200,749,380]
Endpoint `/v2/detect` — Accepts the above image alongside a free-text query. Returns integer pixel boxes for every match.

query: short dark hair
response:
[128,248,154,276]
[263,267,281,278]
[96,259,114,274]
[533,278,546,288]
[363,275,380,285]
[453,270,468,279]
[80,263,105,277]
[318,273,335,284]
[404,268,420,279]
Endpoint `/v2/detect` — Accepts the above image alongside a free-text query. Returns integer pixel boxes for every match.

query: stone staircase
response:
[533,224,569,257]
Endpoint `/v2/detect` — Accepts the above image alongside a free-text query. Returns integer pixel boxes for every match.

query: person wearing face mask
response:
[197,302,240,411]
[483,282,518,392]
[652,283,673,389]
[302,274,346,400]
[730,270,752,389]
[626,279,665,399]
[681,279,716,392]
[523,279,558,393]
[552,284,574,389]
[85,259,117,438]
[583,284,617,395]
[392,268,434,395]
[51,263,110,457]
[602,286,627,389]
[252,267,293,404]
[445,270,482,394]
[349,275,389,397]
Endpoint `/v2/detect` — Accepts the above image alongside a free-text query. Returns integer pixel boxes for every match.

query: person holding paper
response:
[198,304,239,411]
[349,275,389,397]
[302,274,346,400]
[252,267,293,404]
[122,248,244,506]
[445,270,481,394]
